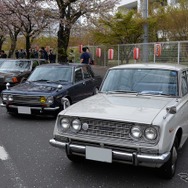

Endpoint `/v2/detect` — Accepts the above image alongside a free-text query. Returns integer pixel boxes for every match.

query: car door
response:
[82,65,95,96]
[177,70,188,145]
[70,67,87,103]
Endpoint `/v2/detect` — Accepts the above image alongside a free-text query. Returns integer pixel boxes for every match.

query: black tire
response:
[65,148,84,162]
[159,136,178,179]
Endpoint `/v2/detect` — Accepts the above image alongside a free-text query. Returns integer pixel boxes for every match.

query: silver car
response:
[50,63,188,179]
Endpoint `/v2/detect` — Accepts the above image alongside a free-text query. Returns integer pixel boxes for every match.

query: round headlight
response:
[72,119,81,132]
[40,96,46,103]
[145,127,157,140]
[2,94,8,101]
[8,95,13,101]
[47,96,54,104]
[131,126,142,138]
[60,118,70,130]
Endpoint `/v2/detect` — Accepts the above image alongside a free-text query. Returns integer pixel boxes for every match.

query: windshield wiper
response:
[46,80,68,83]
[106,90,137,94]
[32,79,49,82]
[137,91,176,96]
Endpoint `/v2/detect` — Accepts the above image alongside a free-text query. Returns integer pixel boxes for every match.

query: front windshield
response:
[0,60,31,71]
[28,66,72,82]
[101,68,178,96]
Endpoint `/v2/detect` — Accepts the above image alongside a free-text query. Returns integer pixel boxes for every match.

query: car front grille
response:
[63,117,159,146]
[0,76,4,83]
[12,94,41,105]
[80,118,132,140]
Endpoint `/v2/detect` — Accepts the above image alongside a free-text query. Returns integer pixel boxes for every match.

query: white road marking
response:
[0,146,9,160]
[0,145,28,188]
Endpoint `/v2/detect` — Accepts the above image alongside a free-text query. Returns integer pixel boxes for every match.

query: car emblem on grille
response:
[82,123,89,130]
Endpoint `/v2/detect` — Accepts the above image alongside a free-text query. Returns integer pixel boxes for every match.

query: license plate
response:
[86,146,112,163]
[18,106,31,114]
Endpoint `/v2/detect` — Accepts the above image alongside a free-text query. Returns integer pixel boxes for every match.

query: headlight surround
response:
[71,119,81,132]
[131,126,142,139]
[8,95,13,101]
[60,118,70,130]
[2,94,8,101]
[144,127,157,140]
[47,96,54,104]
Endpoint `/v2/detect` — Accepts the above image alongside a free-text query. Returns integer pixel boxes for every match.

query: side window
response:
[181,71,188,96]
[75,68,83,82]
[82,66,92,79]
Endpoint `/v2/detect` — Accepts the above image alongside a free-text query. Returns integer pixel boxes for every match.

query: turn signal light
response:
[12,77,18,83]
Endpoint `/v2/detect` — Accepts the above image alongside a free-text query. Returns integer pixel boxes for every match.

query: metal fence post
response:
[178,42,180,64]
[118,44,120,65]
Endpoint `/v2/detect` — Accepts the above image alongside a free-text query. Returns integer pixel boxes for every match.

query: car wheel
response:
[61,97,71,110]
[159,136,178,179]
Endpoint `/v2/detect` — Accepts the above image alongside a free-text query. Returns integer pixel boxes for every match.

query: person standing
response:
[18,49,26,58]
[86,47,94,65]
[0,50,7,58]
[80,47,90,64]
[68,49,75,63]
[15,50,19,59]
[48,50,56,63]
[39,47,48,62]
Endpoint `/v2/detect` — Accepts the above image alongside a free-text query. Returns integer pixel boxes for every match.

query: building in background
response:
[119,0,179,11]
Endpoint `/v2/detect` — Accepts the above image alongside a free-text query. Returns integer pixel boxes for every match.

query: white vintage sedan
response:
[49,63,188,179]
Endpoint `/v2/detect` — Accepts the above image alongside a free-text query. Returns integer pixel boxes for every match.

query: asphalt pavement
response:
[0,98,188,188]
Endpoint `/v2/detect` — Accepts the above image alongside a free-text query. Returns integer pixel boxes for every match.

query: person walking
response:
[80,47,90,64]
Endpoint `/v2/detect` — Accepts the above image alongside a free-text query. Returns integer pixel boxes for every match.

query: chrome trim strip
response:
[49,139,170,164]
[49,139,67,148]
[8,105,59,111]
[0,103,6,107]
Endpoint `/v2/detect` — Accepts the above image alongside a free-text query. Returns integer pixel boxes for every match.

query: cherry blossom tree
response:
[45,0,120,63]
[0,0,52,58]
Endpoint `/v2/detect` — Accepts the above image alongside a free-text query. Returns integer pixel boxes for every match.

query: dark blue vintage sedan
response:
[0,63,102,116]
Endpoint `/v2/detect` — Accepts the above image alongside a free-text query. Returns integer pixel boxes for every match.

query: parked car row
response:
[1,61,188,179]
[0,63,102,116]
[0,59,47,90]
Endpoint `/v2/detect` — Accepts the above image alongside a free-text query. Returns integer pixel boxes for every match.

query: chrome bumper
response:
[0,103,5,107]
[1,104,59,111]
[49,138,170,166]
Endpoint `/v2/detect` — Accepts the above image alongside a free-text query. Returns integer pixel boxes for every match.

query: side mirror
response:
[166,106,176,114]
[6,83,10,90]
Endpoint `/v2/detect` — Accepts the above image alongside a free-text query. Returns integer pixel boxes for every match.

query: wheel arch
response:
[175,128,182,149]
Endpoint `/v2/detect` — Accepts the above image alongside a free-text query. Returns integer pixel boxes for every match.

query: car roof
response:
[36,63,87,68]
[110,63,188,71]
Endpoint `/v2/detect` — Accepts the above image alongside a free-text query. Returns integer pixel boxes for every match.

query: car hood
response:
[0,70,22,77]
[61,93,177,124]
[9,81,69,93]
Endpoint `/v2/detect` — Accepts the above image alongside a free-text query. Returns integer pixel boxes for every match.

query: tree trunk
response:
[57,23,70,64]
[0,36,5,51]
[8,38,17,58]
[25,35,31,59]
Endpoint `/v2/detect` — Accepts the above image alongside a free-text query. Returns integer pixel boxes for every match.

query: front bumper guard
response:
[49,138,170,166]
[0,103,60,111]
